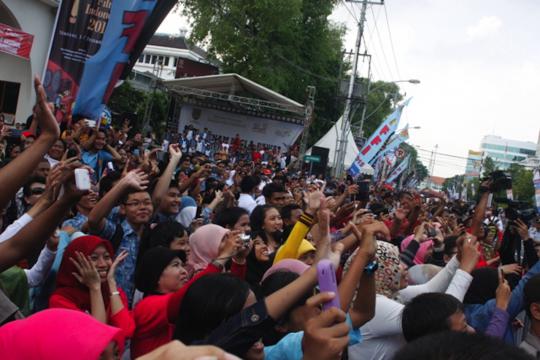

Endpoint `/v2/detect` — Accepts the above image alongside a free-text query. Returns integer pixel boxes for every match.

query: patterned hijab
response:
[344,240,402,300]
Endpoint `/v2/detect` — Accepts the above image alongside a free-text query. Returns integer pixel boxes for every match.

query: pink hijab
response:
[0,309,124,360]
[400,234,433,265]
[187,224,229,276]
[261,259,310,282]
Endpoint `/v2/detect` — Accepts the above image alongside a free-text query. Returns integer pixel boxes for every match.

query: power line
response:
[341,0,359,22]
[369,5,396,80]
[413,146,473,161]
[383,4,401,79]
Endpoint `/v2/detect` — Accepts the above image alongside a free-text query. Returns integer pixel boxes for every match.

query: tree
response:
[108,81,170,137]
[507,164,535,204]
[180,0,345,143]
[482,156,497,177]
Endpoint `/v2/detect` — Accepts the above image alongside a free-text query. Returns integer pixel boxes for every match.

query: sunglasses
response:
[31,188,46,195]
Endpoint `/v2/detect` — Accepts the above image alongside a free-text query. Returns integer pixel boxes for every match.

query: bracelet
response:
[110,291,120,297]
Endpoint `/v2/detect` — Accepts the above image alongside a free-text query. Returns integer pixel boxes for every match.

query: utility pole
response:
[427,144,438,188]
[333,0,384,178]
[297,86,316,172]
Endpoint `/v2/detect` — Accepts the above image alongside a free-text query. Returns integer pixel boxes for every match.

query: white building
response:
[480,134,538,170]
[1,0,58,124]
[132,33,217,81]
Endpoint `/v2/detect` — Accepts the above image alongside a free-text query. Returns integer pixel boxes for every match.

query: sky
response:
[157,0,540,178]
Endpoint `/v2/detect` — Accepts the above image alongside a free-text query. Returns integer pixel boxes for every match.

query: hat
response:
[296,239,316,259]
[135,247,181,294]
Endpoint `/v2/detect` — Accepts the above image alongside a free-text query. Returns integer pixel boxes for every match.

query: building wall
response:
[0,0,57,123]
[480,135,537,169]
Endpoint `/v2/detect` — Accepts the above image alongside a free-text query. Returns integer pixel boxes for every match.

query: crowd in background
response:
[0,79,540,359]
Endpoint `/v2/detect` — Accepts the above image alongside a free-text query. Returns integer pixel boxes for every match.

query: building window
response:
[0,80,20,125]
[164,57,170,66]
[144,54,151,63]
[151,55,157,64]
[138,54,144,63]
[173,57,178,67]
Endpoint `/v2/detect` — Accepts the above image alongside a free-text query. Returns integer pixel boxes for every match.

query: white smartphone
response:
[74,168,91,191]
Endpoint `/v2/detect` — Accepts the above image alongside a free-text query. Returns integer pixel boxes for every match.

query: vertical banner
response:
[534,168,540,214]
[385,154,410,184]
[369,125,409,165]
[349,99,410,176]
[44,0,113,125]
[44,0,176,124]
[0,23,34,59]
[73,0,176,120]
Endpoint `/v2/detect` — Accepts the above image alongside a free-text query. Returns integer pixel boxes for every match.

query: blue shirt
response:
[264,314,361,360]
[81,150,113,180]
[464,259,540,344]
[62,213,88,232]
[99,218,141,306]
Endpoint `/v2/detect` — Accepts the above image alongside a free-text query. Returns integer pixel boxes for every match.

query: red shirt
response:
[131,262,246,358]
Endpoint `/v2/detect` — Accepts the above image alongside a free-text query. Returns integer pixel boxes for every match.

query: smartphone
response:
[317,259,341,311]
[74,168,91,191]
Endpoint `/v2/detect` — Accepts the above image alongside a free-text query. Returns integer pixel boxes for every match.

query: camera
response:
[484,171,512,193]
[240,233,251,246]
[495,198,537,223]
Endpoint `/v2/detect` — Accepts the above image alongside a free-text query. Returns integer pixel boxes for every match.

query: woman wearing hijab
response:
[344,237,478,360]
[185,224,246,279]
[0,308,124,360]
[49,236,134,338]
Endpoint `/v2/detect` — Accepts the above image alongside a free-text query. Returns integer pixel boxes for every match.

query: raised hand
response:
[302,292,350,360]
[70,251,101,290]
[496,269,511,311]
[33,76,60,139]
[361,220,391,242]
[121,169,149,191]
[500,263,523,276]
[457,234,480,273]
[107,250,128,286]
[514,219,530,240]
[217,230,243,260]
[168,143,182,161]
[304,190,325,216]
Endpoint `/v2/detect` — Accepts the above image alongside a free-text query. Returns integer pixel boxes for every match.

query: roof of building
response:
[164,73,304,114]
[149,33,209,59]
[481,135,537,151]
[429,176,446,186]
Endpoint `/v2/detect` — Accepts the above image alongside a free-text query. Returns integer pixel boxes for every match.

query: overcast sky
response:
[158,0,540,178]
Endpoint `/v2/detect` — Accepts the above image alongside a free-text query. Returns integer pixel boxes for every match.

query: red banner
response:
[0,23,33,60]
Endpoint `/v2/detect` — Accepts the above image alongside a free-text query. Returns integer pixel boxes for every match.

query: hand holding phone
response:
[74,168,91,191]
[317,259,341,311]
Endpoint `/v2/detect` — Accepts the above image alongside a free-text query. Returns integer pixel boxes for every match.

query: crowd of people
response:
[0,78,540,360]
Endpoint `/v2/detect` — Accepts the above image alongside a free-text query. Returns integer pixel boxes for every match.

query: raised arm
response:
[152,144,182,207]
[0,172,84,273]
[0,77,59,210]
[86,169,149,233]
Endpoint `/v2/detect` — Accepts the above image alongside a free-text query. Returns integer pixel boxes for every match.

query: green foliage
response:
[351,80,402,139]
[482,156,497,177]
[399,143,428,183]
[507,164,535,204]
[108,82,170,137]
[180,0,345,142]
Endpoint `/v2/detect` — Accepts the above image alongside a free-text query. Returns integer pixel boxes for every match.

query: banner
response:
[534,168,540,214]
[349,98,410,176]
[369,125,409,165]
[43,0,112,125]
[385,154,410,184]
[0,23,34,59]
[44,0,175,124]
[73,0,176,120]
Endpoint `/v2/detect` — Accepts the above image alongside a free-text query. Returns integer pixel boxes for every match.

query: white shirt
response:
[348,257,472,360]
[238,193,257,214]
[529,227,540,244]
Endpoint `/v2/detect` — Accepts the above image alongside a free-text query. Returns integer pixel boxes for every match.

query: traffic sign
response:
[304,155,321,163]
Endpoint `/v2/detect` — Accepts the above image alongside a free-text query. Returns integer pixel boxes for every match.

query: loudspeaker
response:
[310,146,330,176]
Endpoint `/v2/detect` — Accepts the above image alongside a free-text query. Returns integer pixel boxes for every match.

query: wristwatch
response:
[364,261,379,275]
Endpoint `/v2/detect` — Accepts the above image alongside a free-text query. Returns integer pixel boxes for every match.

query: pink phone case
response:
[317,259,341,311]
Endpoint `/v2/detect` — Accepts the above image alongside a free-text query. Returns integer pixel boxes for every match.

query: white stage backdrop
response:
[178,105,303,148]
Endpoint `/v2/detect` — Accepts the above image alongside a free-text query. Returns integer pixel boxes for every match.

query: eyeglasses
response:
[31,188,46,195]
[124,200,152,208]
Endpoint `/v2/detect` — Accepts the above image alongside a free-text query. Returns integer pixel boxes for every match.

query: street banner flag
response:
[349,98,410,176]
[369,124,409,165]
[534,168,540,214]
[0,23,34,60]
[385,154,411,184]
[44,0,112,125]
[44,0,175,124]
